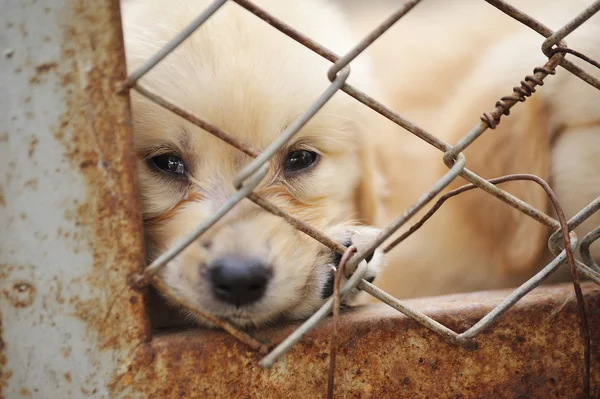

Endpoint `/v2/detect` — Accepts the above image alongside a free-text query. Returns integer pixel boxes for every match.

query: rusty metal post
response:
[0,0,149,397]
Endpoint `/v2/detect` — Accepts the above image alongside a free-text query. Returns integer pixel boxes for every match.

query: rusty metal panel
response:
[112,282,599,398]
[0,0,148,397]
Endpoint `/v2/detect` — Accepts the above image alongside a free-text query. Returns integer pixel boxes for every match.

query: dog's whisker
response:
[309,128,358,140]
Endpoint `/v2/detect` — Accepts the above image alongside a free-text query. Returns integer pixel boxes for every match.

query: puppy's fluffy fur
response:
[122,0,386,327]
[122,0,600,326]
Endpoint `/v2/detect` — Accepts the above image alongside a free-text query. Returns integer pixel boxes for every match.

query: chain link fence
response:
[121,0,600,396]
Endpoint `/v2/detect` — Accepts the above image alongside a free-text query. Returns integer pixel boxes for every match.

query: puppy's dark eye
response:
[149,153,186,176]
[284,150,318,173]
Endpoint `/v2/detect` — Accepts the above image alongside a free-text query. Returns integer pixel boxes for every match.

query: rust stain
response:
[111,283,600,398]
[23,179,38,190]
[2,281,36,308]
[18,24,28,38]
[44,0,149,375]
[35,62,57,75]
[52,277,65,305]
[18,387,32,398]
[0,309,8,398]
[28,137,39,158]
[28,62,58,85]
[60,346,72,359]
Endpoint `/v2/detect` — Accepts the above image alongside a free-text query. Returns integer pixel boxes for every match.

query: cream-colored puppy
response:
[123,0,600,328]
[122,0,386,327]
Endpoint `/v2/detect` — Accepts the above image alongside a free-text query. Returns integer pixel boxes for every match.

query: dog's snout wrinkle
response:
[207,256,272,307]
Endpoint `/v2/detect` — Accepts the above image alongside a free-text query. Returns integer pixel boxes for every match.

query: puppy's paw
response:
[320,225,387,300]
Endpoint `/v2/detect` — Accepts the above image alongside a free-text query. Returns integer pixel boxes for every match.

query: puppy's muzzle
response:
[206,256,272,307]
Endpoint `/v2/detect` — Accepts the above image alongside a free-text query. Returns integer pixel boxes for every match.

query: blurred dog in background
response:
[339,0,600,301]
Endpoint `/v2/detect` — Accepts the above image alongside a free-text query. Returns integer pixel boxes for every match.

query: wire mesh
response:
[121,0,600,396]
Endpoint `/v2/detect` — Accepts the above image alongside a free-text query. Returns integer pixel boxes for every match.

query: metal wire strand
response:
[486,0,600,90]
[121,0,229,89]
[151,277,269,353]
[138,164,268,284]
[479,66,556,129]
[327,0,423,81]
[233,67,350,189]
[541,0,600,56]
[375,173,591,395]
[580,226,600,273]
[327,246,357,399]
[259,258,370,368]
[444,54,562,166]
[134,83,260,158]
[549,47,600,71]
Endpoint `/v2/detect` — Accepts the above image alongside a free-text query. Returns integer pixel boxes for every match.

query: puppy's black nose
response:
[207,256,271,306]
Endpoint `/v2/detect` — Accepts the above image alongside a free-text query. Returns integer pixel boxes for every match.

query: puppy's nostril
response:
[207,256,271,306]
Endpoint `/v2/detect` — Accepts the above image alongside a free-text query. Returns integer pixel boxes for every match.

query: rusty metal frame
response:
[3,0,600,397]
[1,0,149,397]
[114,282,600,398]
